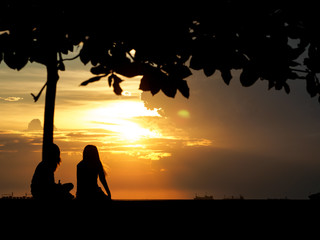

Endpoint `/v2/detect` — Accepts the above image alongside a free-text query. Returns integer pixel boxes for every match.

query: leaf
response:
[203,65,216,77]
[289,61,300,67]
[306,73,317,98]
[151,86,161,96]
[164,64,192,79]
[179,66,192,79]
[288,46,306,61]
[115,62,142,78]
[240,67,259,87]
[177,80,190,99]
[221,69,232,85]
[112,74,124,85]
[80,47,90,65]
[287,71,299,80]
[4,51,28,71]
[162,84,177,98]
[139,67,163,96]
[111,74,124,96]
[275,82,283,91]
[190,55,203,70]
[108,75,113,87]
[268,80,275,90]
[283,82,290,94]
[139,75,161,95]
[107,74,124,95]
[80,75,106,86]
[91,65,110,75]
[57,61,65,71]
[113,81,123,95]
[139,75,151,91]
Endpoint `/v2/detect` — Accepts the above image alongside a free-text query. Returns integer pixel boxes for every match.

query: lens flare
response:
[177,110,190,118]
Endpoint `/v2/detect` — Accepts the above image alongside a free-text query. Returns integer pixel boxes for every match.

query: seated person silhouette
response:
[31,143,74,200]
[77,145,111,200]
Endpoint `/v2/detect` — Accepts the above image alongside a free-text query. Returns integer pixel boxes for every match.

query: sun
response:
[84,100,162,142]
[87,101,160,120]
[120,123,144,141]
[117,121,159,141]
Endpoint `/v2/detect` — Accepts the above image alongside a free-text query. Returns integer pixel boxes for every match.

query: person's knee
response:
[63,183,74,191]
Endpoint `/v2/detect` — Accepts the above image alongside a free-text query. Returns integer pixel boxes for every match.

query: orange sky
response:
[1,54,320,199]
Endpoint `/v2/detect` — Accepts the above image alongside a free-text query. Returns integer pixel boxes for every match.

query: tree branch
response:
[61,53,81,62]
[290,68,310,74]
[31,82,47,102]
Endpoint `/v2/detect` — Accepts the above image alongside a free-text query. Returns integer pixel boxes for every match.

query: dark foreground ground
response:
[0,198,314,214]
[0,199,318,234]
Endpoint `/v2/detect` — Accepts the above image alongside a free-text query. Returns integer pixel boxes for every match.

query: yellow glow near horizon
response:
[84,101,162,142]
[88,101,160,119]
[94,118,162,142]
[118,121,161,141]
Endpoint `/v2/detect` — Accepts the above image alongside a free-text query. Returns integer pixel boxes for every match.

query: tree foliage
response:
[1,1,320,101]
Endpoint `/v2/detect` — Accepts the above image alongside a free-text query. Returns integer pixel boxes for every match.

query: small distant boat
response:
[223,195,245,200]
[1,192,32,200]
[194,194,214,200]
[309,192,320,200]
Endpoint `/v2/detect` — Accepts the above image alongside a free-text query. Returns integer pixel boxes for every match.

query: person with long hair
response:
[77,145,111,200]
[31,143,74,200]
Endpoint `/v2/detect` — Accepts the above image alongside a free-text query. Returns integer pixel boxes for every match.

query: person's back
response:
[31,161,56,199]
[76,145,111,200]
[77,160,99,198]
[31,143,74,200]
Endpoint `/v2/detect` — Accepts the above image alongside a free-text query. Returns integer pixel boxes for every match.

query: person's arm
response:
[99,171,111,199]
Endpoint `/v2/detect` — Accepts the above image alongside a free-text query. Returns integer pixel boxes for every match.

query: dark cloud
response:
[141,70,320,199]
[142,70,320,152]
[0,131,41,195]
[27,119,42,131]
[153,146,320,199]
[26,119,58,132]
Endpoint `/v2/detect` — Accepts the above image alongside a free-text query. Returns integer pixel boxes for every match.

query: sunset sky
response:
[1,50,320,199]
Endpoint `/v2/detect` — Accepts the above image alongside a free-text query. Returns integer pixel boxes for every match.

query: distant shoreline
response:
[0,197,308,201]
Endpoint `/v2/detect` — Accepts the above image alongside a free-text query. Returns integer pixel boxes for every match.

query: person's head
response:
[46,143,61,171]
[83,145,106,174]
[83,145,99,161]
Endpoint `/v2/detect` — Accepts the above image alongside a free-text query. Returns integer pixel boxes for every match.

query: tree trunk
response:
[42,52,59,162]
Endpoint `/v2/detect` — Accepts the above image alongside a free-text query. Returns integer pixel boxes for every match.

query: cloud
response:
[0,97,23,102]
[27,119,43,131]
[152,146,320,199]
[138,69,320,199]
[26,119,58,132]
[139,152,172,161]
[0,131,42,195]
[1,125,320,199]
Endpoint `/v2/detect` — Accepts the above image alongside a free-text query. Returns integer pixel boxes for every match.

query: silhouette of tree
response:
[1,1,320,165]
